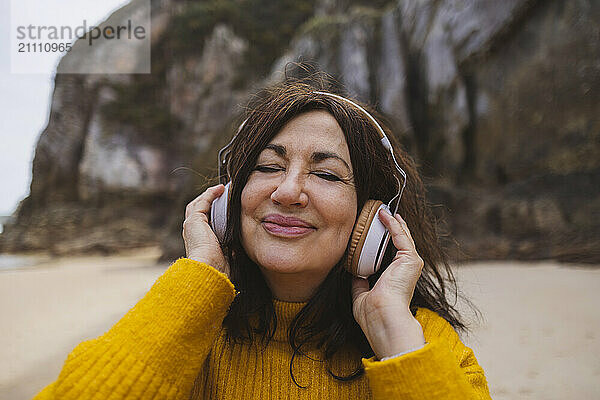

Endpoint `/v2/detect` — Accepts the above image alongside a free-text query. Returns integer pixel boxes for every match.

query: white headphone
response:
[210,92,407,278]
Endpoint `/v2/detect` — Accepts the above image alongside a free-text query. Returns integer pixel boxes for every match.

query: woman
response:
[34,79,491,399]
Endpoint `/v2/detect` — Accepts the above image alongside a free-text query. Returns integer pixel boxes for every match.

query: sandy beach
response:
[1,251,599,399]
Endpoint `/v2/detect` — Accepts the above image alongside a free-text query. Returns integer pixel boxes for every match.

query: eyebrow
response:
[263,143,352,173]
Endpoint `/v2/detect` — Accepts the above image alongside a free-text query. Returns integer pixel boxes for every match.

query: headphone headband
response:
[218,91,407,213]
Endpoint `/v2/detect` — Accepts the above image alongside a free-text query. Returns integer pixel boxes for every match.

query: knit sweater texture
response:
[34,258,491,399]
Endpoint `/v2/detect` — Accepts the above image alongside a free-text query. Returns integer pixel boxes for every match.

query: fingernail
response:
[379,208,391,218]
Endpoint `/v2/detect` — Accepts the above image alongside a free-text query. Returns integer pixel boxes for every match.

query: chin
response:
[254,250,311,274]
[242,232,344,276]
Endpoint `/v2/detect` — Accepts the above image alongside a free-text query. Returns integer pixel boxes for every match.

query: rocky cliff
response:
[1,0,598,263]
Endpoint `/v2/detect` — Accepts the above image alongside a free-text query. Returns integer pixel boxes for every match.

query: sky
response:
[0,0,131,215]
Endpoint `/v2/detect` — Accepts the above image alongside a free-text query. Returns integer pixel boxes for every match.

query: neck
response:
[271,299,306,341]
[260,269,328,302]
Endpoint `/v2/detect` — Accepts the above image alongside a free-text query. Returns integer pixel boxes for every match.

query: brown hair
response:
[220,72,469,384]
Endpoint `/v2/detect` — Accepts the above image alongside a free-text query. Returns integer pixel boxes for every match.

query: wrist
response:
[368,314,425,359]
[380,341,428,361]
[187,254,227,274]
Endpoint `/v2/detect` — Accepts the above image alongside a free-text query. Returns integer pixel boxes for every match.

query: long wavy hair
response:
[219,74,470,384]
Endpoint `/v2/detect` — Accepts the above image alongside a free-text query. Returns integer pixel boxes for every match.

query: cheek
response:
[240,176,260,216]
[240,185,256,236]
[240,177,269,247]
[321,189,357,239]
[339,208,357,239]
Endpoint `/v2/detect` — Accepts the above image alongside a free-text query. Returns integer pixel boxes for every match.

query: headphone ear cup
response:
[210,182,230,243]
[346,200,383,276]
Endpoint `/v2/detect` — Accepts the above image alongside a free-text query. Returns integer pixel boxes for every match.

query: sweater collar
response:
[272,299,306,342]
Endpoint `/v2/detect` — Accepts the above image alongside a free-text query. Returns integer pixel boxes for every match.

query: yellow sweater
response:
[34,258,491,399]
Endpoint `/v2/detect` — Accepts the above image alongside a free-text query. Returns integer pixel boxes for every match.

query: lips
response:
[262,214,316,237]
[262,214,315,228]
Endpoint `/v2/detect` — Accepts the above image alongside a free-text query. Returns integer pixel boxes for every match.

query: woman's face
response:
[241,110,358,286]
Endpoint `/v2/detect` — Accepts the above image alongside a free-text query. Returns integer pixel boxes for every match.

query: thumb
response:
[351,276,370,303]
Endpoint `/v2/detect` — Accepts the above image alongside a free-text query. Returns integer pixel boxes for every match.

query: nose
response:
[270,170,308,208]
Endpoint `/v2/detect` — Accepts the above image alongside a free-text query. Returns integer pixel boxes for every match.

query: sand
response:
[1,251,599,399]
[0,249,166,399]
[454,262,600,399]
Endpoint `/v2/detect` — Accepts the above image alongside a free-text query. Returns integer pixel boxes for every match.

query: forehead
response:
[266,110,349,156]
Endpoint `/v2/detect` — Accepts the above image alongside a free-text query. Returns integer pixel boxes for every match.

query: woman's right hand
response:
[182,184,230,277]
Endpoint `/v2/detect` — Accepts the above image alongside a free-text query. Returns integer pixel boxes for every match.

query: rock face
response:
[78,86,171,199]
[472,0,600,183]
[1,0,598,263]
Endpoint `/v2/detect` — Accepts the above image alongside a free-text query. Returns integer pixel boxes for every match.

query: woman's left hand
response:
[351,209,426,360]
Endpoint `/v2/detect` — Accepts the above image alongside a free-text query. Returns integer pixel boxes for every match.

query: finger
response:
[393,213,416,248]
[188,184,225,207]
[378,209,415,253]
[186,184,225,218]
[351,276,370,303]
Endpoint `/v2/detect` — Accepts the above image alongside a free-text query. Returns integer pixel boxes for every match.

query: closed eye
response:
[312,172,342,182]
[254,165,342,182]
[254,165,283,173]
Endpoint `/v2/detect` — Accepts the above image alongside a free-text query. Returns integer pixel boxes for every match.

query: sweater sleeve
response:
[33,258,236,400]
[362,307,491,400]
